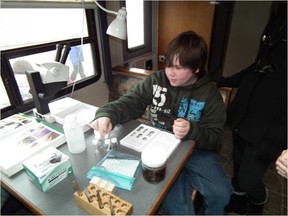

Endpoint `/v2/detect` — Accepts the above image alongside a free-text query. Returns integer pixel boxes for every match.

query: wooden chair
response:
[219,87,233,109]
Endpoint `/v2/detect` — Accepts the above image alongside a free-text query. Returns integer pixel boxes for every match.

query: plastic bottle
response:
[63,114,86,154]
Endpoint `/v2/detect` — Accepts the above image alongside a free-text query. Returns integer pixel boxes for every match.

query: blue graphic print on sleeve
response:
[178,98,205,122]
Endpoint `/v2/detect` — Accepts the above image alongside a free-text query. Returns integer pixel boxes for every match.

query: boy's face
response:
[165,56,199,87]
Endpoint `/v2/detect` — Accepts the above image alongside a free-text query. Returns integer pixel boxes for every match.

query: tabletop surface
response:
[1,120,194,215]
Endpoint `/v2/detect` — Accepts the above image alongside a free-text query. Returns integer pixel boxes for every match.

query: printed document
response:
[120,124,180,160]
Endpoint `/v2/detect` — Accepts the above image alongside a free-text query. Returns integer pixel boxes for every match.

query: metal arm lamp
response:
[94,0,127,40]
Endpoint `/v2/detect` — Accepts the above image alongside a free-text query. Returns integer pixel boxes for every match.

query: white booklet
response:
[0,113,36,140]
[120,124,181,159]
[0,114,66,177]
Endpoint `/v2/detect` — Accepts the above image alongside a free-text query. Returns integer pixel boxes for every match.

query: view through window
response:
[0,8,101,116]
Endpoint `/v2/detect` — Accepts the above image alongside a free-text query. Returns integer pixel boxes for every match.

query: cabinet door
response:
[158,1,215,69]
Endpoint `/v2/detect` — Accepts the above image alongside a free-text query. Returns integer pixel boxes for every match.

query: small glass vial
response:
[104,139,111,151]
[141,146,166,183]
[63,114,86,154]
[93,130,101,153]
[110,137,118,151]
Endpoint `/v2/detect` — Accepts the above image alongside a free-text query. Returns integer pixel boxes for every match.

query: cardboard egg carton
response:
[73,182,133,215]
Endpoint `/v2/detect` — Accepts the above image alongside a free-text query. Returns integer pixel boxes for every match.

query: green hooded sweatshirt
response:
[95,70,226,152]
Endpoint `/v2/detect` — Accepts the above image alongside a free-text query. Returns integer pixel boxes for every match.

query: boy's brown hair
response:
[164,31,207,76]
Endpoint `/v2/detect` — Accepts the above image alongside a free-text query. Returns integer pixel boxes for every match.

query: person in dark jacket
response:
[215,2,287,214]
[91,31,233,214]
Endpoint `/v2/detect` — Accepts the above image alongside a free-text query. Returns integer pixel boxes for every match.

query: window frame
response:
[0,8,102,119]
[122,0,153,61]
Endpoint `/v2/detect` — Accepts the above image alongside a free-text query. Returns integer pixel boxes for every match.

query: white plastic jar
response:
[141,146,167,183]
[63,114,86,154]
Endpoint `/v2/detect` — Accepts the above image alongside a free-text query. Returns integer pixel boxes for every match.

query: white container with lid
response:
[141,146,167,183]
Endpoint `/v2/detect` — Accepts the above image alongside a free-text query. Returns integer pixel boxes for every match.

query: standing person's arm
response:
[214,64,254,88]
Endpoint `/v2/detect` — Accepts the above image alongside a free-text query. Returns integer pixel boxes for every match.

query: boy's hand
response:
[90,117,112,139]
[173,118,190,139]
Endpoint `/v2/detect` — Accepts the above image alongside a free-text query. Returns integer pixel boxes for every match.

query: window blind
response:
[1,0,96,8]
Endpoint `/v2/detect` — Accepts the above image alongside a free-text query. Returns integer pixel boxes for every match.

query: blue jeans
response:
[162,149,233,215]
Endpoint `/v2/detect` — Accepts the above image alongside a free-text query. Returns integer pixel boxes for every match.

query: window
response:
[0,7,102,119]
[123,0,153,61]
[0,78,10,108]
[126,0,144,49]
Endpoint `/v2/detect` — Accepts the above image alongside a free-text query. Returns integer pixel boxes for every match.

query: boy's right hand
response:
[90,117,112,139]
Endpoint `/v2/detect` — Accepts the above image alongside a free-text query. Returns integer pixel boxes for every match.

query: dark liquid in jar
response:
[142,165,166,183]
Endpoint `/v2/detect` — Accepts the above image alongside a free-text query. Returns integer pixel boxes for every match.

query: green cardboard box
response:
[23,147,73,192]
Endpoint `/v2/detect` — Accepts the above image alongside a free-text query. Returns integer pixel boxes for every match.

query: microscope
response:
[26,45,71,122]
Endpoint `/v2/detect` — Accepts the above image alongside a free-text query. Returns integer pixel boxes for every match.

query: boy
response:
[91,31,232,214]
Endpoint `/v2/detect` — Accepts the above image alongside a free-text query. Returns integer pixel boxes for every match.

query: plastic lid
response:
[111,137,117,143]
[104,139,111,145]
[141,146,167,168]
[65,114,77,123]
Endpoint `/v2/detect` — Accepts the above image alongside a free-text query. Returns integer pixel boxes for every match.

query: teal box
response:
[23,147,73,192]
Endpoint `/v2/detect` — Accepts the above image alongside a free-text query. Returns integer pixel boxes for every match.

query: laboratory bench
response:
[1,119,195,215]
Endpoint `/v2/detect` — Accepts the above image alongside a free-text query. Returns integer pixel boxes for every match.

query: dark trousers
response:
[232,134,270,204]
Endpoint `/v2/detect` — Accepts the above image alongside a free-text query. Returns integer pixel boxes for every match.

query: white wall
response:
[222,1,272,77]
